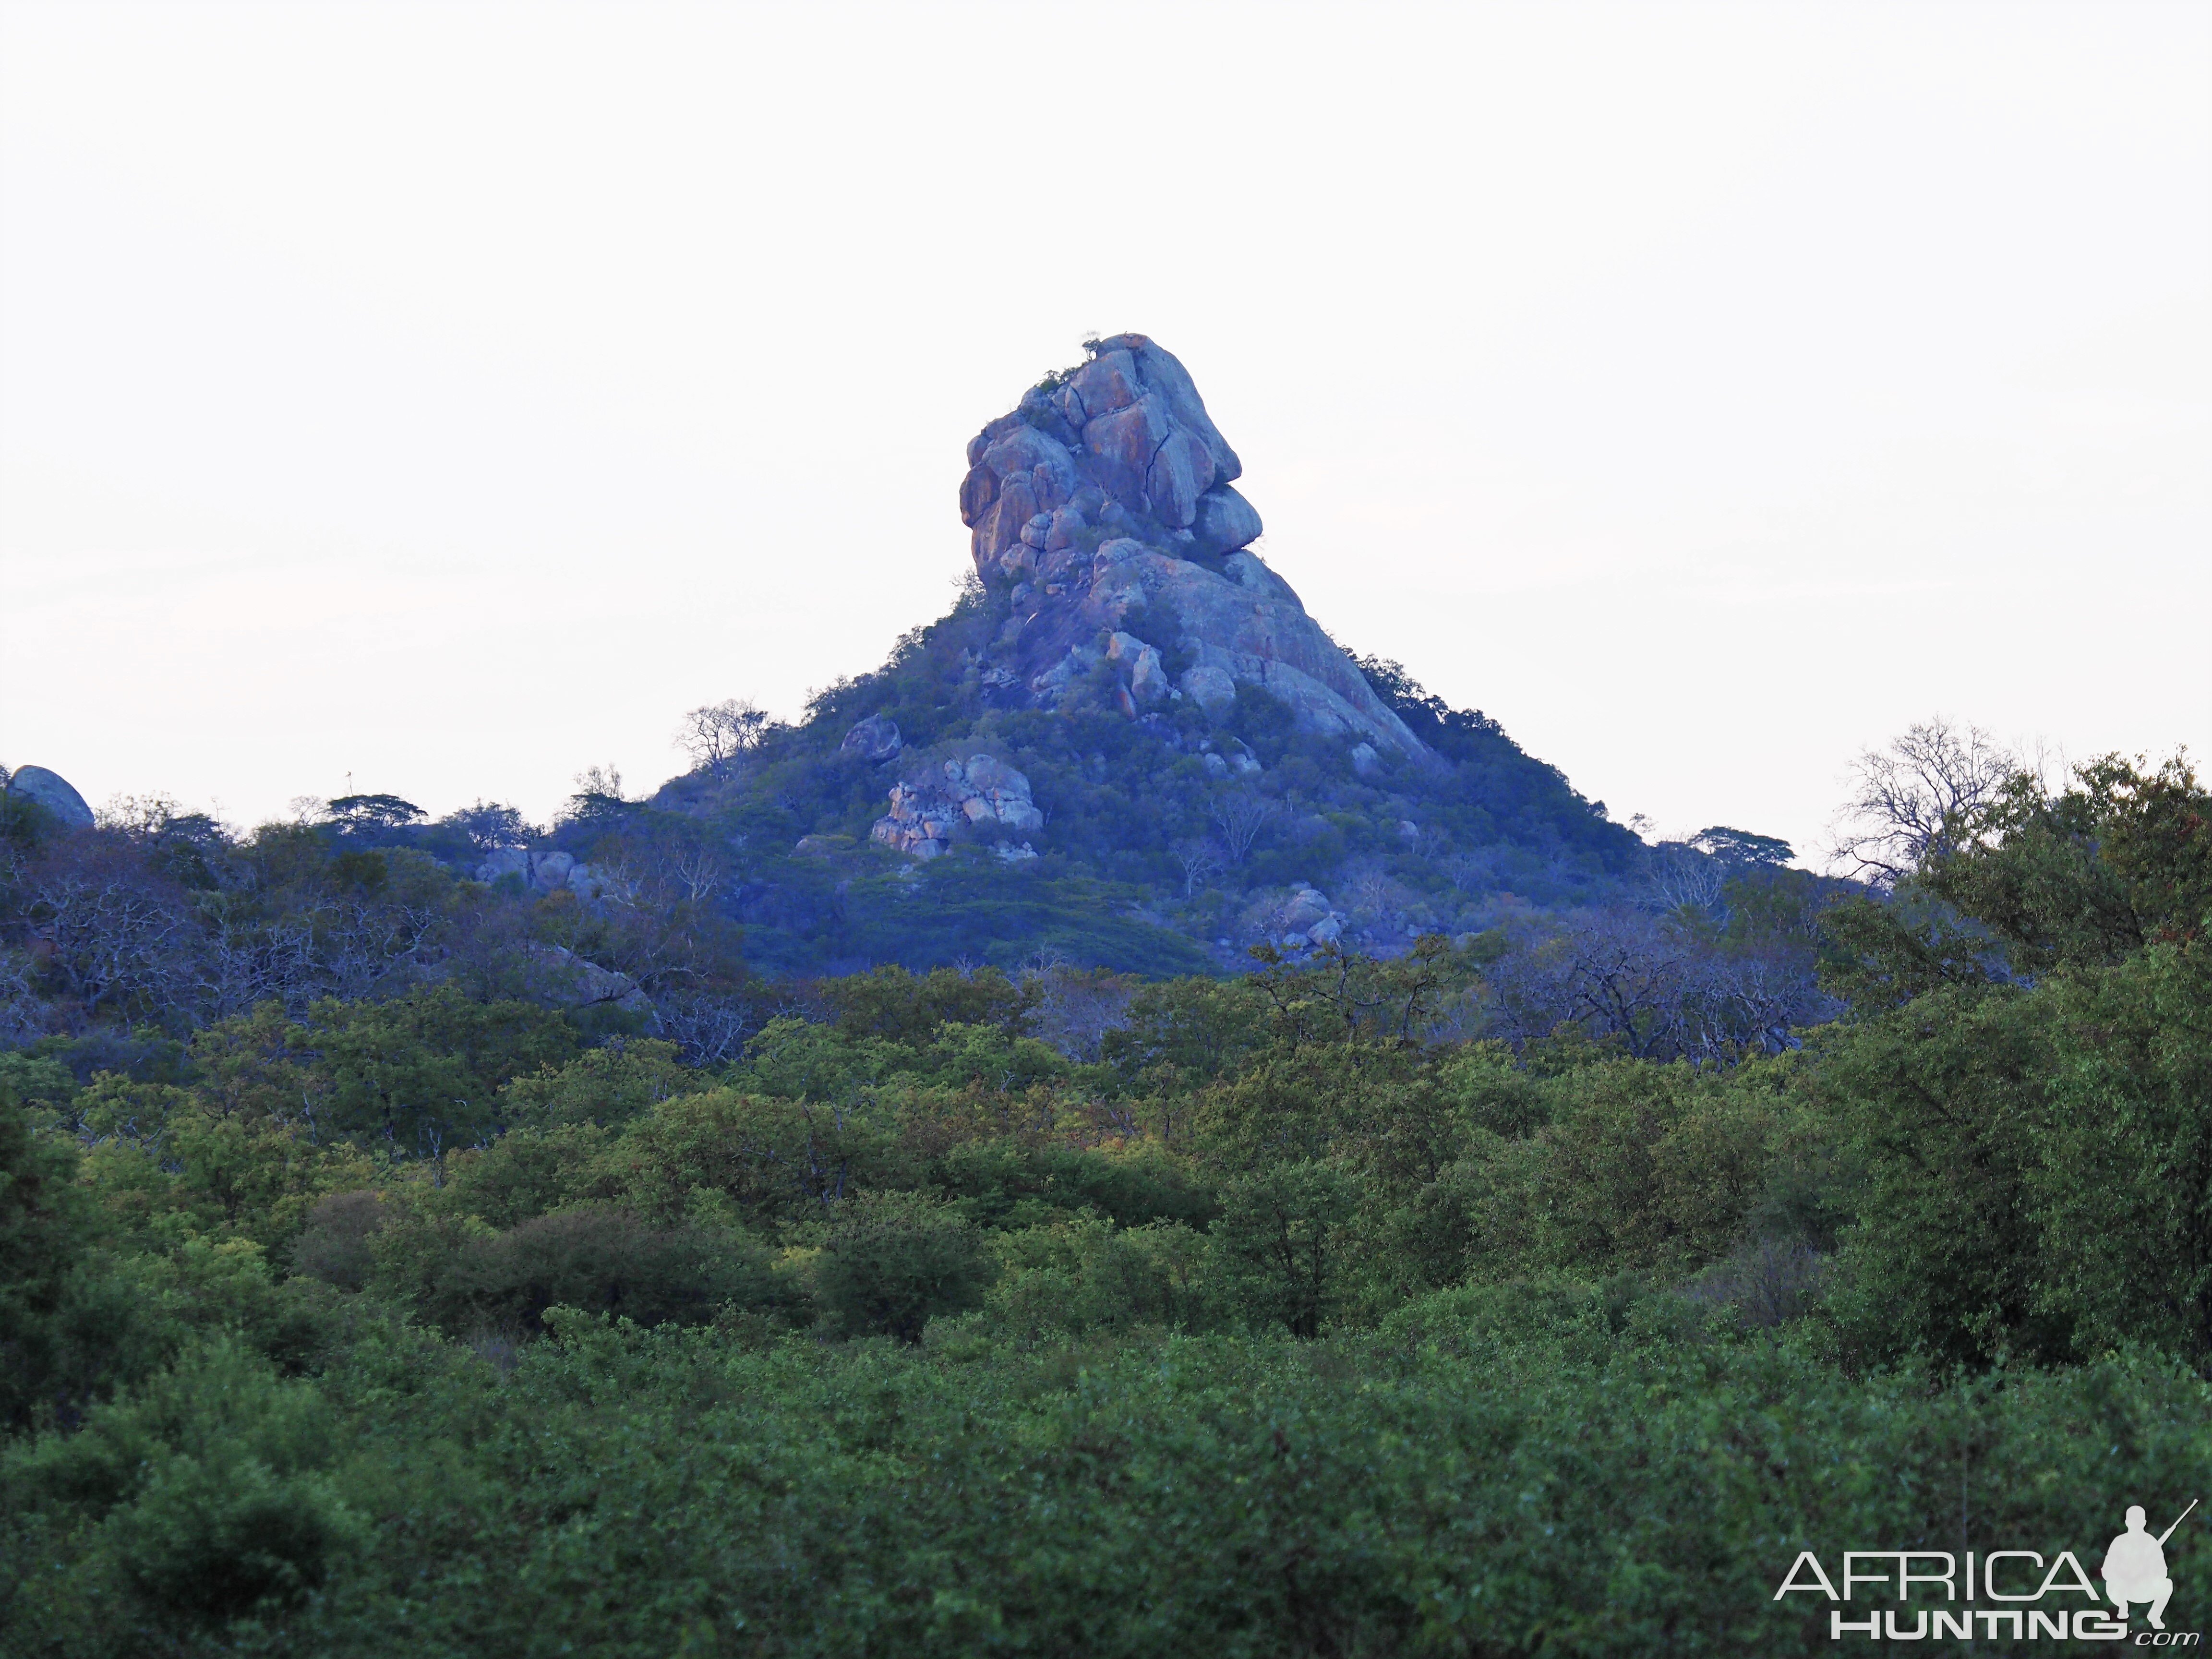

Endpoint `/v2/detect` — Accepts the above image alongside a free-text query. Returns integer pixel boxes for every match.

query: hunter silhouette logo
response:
[1775,1497,2201,1643]
[2106,1500,2196,1631]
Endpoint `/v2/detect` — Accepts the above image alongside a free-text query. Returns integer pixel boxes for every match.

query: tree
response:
[674,699,775,778]
[437,801,532,852]
[325,795,426,834]
[1208,789,1276,866]
[1214,1161,1357,1337]
[1922,752,2212,974]
[1170,838,1224,896]
[1827,717,2018,887]
[811,1190,988,1342]
[1688,827,1794,870]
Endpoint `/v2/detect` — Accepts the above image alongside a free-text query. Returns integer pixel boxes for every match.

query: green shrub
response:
[427,1207,786,1335]
[812,1190,988,1341]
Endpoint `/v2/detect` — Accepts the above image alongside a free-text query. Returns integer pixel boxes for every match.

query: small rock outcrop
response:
[839,715,902,762]
[522,944,650,1013]
[956,334,1429,761]
[871,754,1043,860]
[3,765,95,829]
[470,846,630,902]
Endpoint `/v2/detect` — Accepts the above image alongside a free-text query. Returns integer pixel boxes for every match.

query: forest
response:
[1,734,2208,1655]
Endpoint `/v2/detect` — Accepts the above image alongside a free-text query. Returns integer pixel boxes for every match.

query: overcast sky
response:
[3,0,2206,864]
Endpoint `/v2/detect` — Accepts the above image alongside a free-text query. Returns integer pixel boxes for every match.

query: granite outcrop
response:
[955,334,1429,764]
[871,754,1044,861]
[3,765,96,830]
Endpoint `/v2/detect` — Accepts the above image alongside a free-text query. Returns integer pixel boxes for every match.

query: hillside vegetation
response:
[2,746,2206,1654]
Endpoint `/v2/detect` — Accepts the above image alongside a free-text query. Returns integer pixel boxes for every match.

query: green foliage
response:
[4,1339,358,1630]
[1,1088,101,1428]
[422,1207,790,1335]
[497,1038,702,1129]
[305,986,578,1154]
[812,1189,989,1341]
[1214,1159,1357,1337]
[5,750,2211,1651]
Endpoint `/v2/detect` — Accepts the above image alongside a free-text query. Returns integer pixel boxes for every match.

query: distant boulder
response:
[839,714,903,762]
[4,765,95,829]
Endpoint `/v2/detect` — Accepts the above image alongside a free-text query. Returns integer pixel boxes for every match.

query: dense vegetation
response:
[2,745,2206,1654]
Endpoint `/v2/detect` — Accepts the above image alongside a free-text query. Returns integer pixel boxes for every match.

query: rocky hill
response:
[1,338,1843,1059]
[639,335,1644,974]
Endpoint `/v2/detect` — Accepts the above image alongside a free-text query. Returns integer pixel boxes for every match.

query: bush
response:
[428,1207,787,1335]
[3,1339,358,1630]
[288,1190,388,1292]
[812,1190,988,1342]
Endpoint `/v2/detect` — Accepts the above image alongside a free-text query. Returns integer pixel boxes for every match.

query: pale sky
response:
[3,0,2207,865]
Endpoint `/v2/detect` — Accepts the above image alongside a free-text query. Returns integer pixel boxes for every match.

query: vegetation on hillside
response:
[1,741,2205,1653]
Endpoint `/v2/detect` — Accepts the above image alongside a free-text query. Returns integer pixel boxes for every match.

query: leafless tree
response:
[674,699,775,778]
[654,989,758,1066]
[1479,908,1829,1062]
[1827,717,2020,888]
[573,763,626,799]
[20,856,200,1025]
[1208,790,1277,866]
[1170,838,1224,896]
[1643,841,1726,916]
[1023,964,1134,1063]
[669,847,723,904]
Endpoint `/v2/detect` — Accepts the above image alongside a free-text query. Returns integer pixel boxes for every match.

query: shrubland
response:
[0,748,2206,1655]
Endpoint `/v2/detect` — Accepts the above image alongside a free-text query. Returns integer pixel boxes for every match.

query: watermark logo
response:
[1775,1499,2199,1644]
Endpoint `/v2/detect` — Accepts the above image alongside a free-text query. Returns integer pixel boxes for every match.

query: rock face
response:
[871,754,1044,859]
[956,334,1428,761]
[4,766,96,829]
[839,715,902,762]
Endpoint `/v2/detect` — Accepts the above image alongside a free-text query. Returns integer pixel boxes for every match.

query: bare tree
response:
[1827,717,2020,887]
[573,763,626,800]
[1643,841,1726,916]
[1170,838,1224,896]
[674,699,774,778]
[1208,790,1277,866]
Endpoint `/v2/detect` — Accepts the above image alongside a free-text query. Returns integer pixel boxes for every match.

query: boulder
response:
[5,766,95,829]
[474,847,531,884]
[531,850,576,893]
[839,714,903,762]
[1281,887,1333,931]
[872,755,1044,854]
[1180,665,1238,716]
[1190,484,1263,555]
[1044,507,1087,551]
[1128,646,1170,705]
[1350,743,1381,778]
[567,862,633,902]
[524,944,650,1014]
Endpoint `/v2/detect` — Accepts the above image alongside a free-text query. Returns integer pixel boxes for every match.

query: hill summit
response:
[643,335,1641,973]
[957,334,1424,759]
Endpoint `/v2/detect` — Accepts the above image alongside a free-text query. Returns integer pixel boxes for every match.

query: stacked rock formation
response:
[871,754,1043,861]
[956,334,1428,760]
